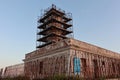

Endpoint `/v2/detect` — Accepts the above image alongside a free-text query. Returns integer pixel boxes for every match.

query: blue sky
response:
[0,0,120,68]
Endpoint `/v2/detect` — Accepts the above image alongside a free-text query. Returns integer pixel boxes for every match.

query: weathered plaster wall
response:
[25,49,69,79]
[0,68,3,78]
[24,38,120,79]
[3,63,24,78]
[69,49,120,78]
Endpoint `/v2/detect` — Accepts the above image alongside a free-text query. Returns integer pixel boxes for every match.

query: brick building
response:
[24,5,120,79]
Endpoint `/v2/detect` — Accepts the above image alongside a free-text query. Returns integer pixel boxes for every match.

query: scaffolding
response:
[36,4,74,49]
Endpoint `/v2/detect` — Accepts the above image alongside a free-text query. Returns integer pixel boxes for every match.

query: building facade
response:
[24,38,120,79]
[23,5,120,79]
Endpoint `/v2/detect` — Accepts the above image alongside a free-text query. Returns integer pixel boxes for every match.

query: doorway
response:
[93,60,98,78]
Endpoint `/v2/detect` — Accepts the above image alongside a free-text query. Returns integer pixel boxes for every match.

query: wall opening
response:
[93,59,98,78]
[81,58,87,77]
[39,61,43,74]
[73,57,80,75]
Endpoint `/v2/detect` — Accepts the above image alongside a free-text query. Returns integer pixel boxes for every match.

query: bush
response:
[1,76,30,80]
[2,75,119,80]
[33,75,85,80]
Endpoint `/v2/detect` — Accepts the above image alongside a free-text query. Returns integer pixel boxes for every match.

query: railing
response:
[38,17,72,28]
[39,4,73,23]
[40,4,65,20]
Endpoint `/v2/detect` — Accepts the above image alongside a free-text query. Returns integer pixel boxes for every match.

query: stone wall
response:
[70,38,120,59]
[24,38,120,79]
[69,49,120,78]
[3,63,24,78]
[68,39,120,78]
[0,68,3,78]
[25,49,69,79]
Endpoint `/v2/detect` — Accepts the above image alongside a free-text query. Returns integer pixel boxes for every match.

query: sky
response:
[0,0,120,68]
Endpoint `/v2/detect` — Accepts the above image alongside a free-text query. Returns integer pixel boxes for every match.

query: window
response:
[39,61,43,74]
[81,58,87,71]
[102,61,105,66]
[73,57,80,74]
[112,63,115,73]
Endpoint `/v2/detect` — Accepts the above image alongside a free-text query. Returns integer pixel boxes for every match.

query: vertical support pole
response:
[67,50,70,76]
